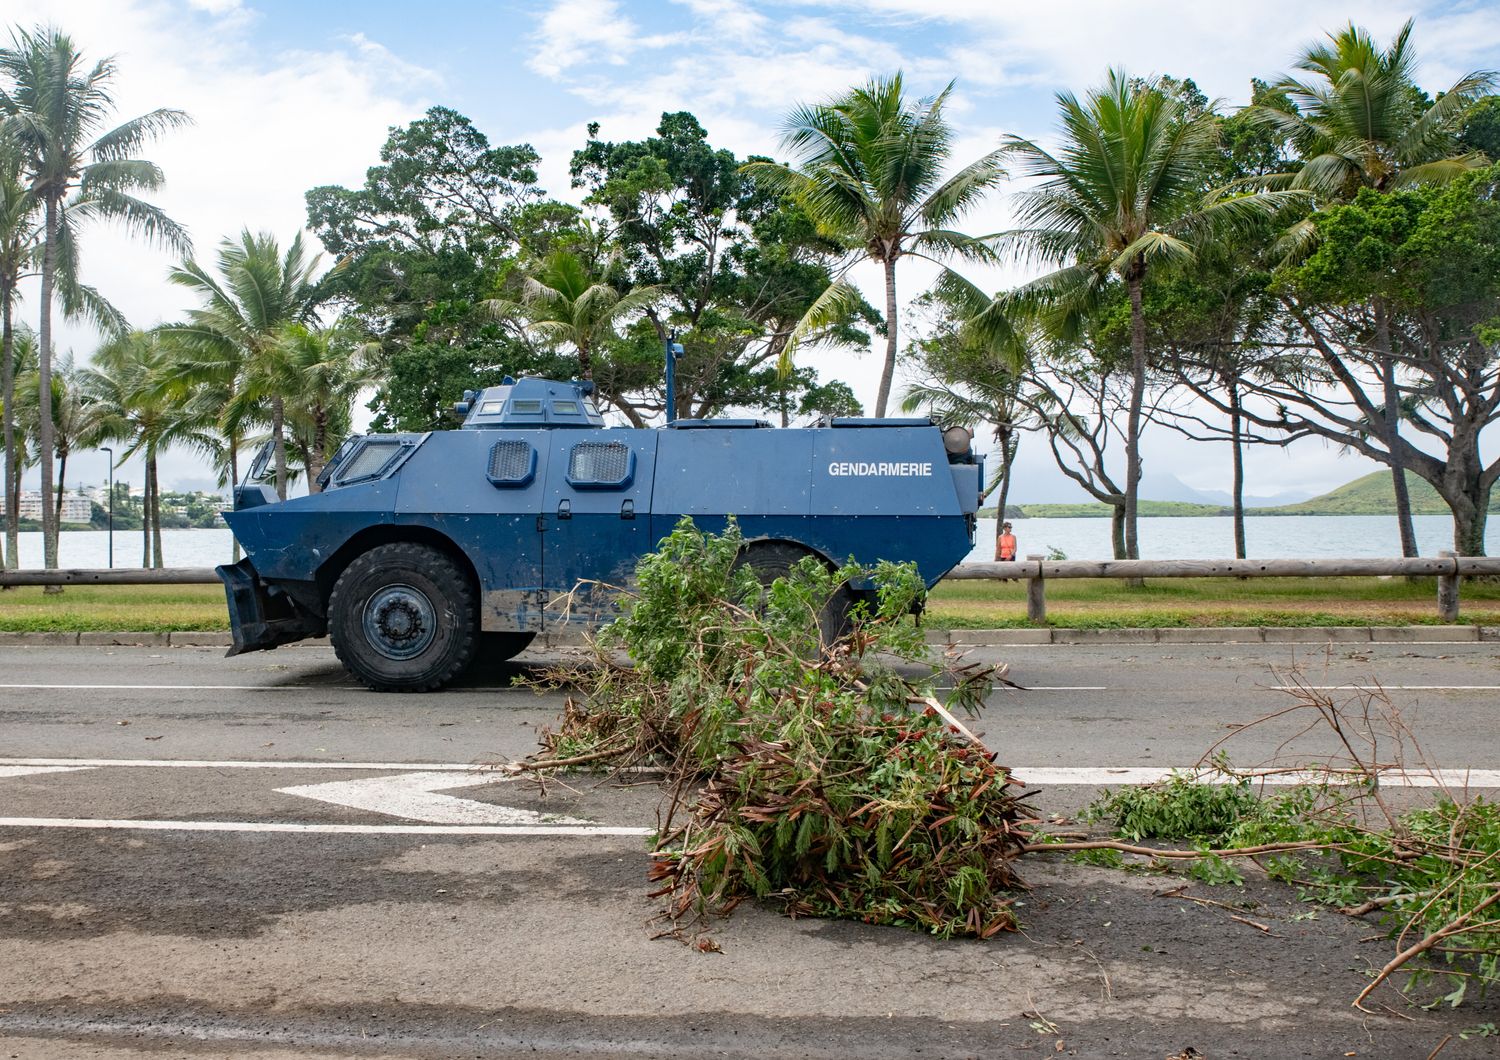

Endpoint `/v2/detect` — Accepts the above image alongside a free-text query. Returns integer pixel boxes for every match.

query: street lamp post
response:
[100,447,113,569]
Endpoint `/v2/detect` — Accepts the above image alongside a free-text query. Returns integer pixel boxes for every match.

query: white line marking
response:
[0,683,340,691]
[1014,686,1108,691]
[0,817,651,836]
[0,765,94,779]
[1275,685,1500,691]
[1012,767,1500,788]
[0,757,501,771]
[277,771,592,826]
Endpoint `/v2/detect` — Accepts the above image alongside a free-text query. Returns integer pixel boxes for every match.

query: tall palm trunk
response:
[307,406,329,494]
[993,428,1018,523]
[2,295,16,570]
[1123,266,1148,580]
[149,454,163,568]
[1228,378,1247,560]
[54,448,67,529]
[271,396,288,500]
[37,195,59,590]
[141,471,151,568]
[228,436,240,561]
[874,254,899,418]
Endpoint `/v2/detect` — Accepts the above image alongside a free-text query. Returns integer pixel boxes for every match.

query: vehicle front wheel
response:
[328,543,479,692]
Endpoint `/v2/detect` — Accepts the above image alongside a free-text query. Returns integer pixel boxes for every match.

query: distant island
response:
[983,471,1500,519]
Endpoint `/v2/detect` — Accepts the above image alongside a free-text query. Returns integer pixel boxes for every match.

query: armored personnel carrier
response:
[218,377,982,691]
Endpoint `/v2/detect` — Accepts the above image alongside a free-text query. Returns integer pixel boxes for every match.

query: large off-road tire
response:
[328,543,479,692]
[735,541,857,646]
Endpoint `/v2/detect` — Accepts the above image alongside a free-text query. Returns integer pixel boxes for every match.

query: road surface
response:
[1,641,1497,1058]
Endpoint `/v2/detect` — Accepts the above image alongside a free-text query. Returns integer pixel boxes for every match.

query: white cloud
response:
[3,0,438,489]
[527,0,683,78]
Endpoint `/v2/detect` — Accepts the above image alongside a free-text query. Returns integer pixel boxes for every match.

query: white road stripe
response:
[0,683,340,691]
[0,817,651,836]
[1274,685,1500,691]
[0,765,93,778]
[0,757,502,771]
[1013,767,1500,788]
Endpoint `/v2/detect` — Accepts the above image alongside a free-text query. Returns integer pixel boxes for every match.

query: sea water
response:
[8,514,1494,570]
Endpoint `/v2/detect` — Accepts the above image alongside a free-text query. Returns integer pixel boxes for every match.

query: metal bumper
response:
[216,558,324,656]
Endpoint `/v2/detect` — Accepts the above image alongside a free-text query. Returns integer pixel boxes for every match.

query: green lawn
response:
[0,584,229,632]
[2,577,1496,633]
[927,576,1500,629]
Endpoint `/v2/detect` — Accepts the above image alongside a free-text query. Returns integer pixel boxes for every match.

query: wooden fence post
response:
[1026,554,1046,624]
[1437,550,1459,622]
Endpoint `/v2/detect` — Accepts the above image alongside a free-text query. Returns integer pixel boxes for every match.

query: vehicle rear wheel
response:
[328,543,479,692]
[735,541,857,646]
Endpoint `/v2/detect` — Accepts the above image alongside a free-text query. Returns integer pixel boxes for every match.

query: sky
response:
[1,0,1497,501]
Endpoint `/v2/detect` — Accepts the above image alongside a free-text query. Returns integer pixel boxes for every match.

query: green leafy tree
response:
[0,26,189,571]
[996,69,1296,561]
[1251,22,1496,555]
[745,74,1004,417]
[572,112,872,423]
[306,108,558,432]
[165,230,328,500]
[901,282,1029,530]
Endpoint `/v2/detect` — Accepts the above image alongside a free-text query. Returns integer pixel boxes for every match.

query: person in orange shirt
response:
[996,521,1017,562]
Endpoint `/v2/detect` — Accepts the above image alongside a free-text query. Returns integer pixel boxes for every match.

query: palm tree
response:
[165,230,326,500]
[745,73,1006,417]
[0,158,33,570]
[18,351,99,530]
[79,330,209,567]
[0,26,189,572]
[257,323,380,491]
[1253,22,1496,559]
[484,249,660,384]
[998,70,1298,561]
[1,326,35,562]
[901,281,1031,526]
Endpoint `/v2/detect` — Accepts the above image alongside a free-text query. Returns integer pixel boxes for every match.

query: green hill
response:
[1014,500,1227,518]
[1004,471,1498,519]
[1255,471,1500,516]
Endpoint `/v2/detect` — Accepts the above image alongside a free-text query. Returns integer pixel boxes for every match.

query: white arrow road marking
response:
[0,765,93,779]
[275,771,595,826]
[0,818,650,837]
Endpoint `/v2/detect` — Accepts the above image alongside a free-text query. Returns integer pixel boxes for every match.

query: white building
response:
[0,490,93,523]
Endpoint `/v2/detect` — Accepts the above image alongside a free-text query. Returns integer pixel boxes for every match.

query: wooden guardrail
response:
[0,568,219,586]
[4,553,1498,623]
[946,551,1500,622]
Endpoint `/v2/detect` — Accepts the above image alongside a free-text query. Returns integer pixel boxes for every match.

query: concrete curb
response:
[0,626,1492,649]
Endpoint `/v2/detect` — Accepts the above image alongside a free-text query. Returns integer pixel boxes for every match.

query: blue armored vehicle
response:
[219,377,983,691]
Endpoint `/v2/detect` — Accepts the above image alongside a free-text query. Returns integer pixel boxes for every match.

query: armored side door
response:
[539,430,659,633]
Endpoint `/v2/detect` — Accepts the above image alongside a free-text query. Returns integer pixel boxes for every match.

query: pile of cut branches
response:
[523,518,1031,939]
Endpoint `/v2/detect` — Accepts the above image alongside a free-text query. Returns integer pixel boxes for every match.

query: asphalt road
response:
[2,641,1498,1059]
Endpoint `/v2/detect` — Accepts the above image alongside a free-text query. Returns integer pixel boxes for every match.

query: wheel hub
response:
[362,584,437,660]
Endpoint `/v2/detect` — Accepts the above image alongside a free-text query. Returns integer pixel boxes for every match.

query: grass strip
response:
[3,576,1499,633]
